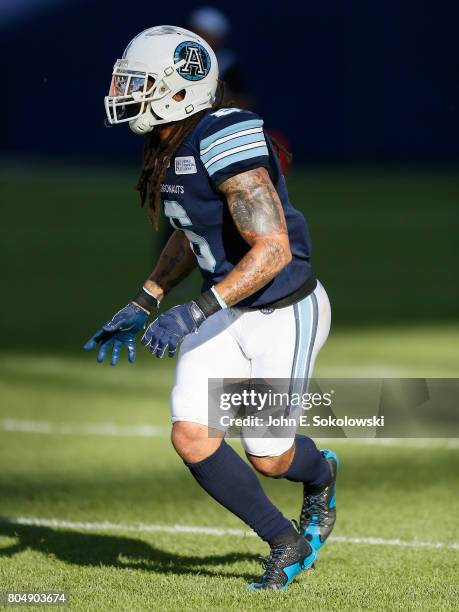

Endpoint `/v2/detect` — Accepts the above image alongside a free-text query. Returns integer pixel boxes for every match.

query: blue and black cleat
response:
[247,535,317,591]
[299,448,339,551]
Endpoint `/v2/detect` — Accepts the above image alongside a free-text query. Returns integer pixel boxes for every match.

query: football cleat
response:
[299,449,339,551]
[247,536,316,591]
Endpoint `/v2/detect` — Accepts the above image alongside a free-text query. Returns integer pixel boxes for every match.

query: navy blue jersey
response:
[160,108,315,308]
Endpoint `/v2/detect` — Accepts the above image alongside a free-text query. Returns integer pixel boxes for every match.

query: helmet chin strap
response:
[129,112,157,135]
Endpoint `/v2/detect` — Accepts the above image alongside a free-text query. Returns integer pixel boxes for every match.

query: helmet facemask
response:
[104,57,209,134]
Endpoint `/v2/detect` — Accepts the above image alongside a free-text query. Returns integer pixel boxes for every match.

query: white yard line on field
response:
[1,419,458,448]
[0,516,457,551]
[0,419,169,437]
[350,438,459,449]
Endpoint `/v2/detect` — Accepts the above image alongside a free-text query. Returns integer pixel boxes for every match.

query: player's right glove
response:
[84,303,148,365]
[83,287,158,365]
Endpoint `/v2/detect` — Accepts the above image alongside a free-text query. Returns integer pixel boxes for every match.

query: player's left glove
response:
[141,288,226,358]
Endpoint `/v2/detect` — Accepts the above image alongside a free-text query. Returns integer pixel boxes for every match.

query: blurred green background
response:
[1,162,458,355]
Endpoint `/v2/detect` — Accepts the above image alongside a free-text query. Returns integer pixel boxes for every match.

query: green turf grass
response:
[1,328,458,610]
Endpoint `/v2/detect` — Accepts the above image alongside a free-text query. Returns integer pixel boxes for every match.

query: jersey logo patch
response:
[175,156,197,175]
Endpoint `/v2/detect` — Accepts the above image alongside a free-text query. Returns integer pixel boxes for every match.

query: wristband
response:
[210,286,228,309]
[132,286,160,313]
[192,287,226,320]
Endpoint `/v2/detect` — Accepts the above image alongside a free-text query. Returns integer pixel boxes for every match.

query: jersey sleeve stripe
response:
[200,127,264,156]
[201,132,267,164]
[204,141,269,169]
[199,119,264,151]
[205,144,269,176]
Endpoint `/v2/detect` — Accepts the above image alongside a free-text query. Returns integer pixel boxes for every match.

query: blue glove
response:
[84,303,149,365]
[141,302,206,358]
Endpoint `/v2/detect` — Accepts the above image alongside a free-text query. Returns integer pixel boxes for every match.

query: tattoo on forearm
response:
[221,240,287,305]
[216,167,291,306]
[154,244,186,284]
[148,231,196,296]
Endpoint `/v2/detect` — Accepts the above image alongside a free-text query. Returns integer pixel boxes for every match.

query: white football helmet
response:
[104,25,219,135]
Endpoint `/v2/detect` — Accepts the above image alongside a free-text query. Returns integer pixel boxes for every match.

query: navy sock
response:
[186,441,292,543]
[280,435,331,490]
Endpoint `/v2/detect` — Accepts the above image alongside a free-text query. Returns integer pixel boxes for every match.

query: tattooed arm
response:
[215,167,292,306]
[142,230,197,303]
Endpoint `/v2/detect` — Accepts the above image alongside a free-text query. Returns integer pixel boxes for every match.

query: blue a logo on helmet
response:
[174,41,211,81]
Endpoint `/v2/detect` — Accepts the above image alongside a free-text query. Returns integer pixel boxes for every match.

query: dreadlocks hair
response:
[136,80,227,229]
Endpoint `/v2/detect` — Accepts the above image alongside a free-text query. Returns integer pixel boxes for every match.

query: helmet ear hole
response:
[174,89,186,101]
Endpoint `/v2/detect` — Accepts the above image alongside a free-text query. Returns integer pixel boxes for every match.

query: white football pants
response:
[171,280,331,457]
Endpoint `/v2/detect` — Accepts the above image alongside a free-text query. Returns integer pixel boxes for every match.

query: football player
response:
[85,26,339,591]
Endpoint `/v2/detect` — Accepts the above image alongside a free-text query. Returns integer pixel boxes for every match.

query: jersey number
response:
[164,201,216,273]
